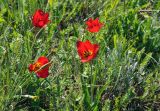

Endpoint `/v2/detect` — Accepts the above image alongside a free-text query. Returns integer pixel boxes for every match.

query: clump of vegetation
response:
[0,0,160,110]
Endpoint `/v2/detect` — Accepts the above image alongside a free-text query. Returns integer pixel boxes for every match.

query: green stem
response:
[90,61,93,102]
[45,78,52,87]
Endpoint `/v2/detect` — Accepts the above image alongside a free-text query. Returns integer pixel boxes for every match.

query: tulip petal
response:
[28,56,50,78]
[76,40,99,63]
[32,9,50,28]
[86,18,103,33]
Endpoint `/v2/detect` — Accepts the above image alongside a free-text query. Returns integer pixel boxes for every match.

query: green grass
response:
[0,0,160,110]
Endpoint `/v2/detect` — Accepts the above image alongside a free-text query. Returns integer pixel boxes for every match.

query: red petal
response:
[38,9,45,15]
[81,54,94,62]
[32,9,50,28]
[36,68,49,78]
[32,9,42,22]
[76,40,83,48]
[86,18,103,33]
[94,18,99,24]
[37,56,49,66]
[36,56,50,78]
[81,43,99,63]
[76,41,86,59]
[38,21,45,27]
[93,44,99,57]
[86,18,93,26]
[88,26,100,33]
[28,56,50,78]
[28,64,34,72]
[81,58,90,63]
[84,40,93,50]
[44,13,49,21]
[76,40,99,63]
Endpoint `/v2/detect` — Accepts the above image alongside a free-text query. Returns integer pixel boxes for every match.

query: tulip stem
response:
[31,27,44,54]
[45,78,52,87]
[90,61,93,102]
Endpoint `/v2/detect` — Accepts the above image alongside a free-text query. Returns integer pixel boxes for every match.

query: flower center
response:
[33,62,42,71]
[83,50,93,58]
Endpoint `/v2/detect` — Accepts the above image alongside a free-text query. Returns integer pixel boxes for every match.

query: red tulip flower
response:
[86,18,103,33]
[76,40,99,63]
[28,56,51,78]
[32,9,50,28]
